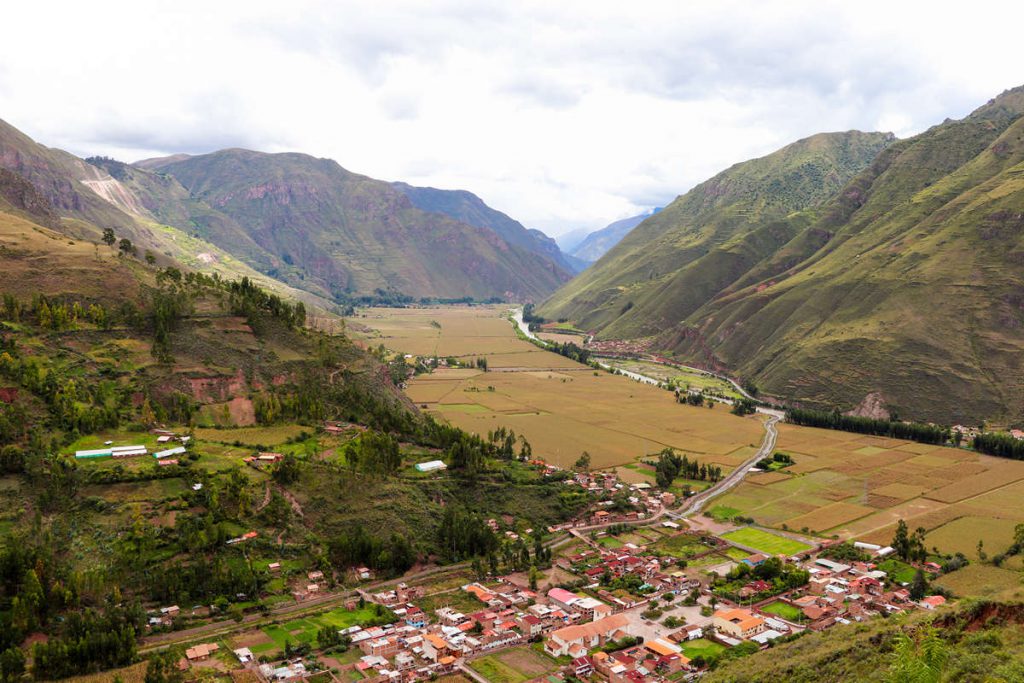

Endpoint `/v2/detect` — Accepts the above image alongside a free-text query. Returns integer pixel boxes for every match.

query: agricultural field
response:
[711,423,1024,572]
[600,359,743,400]
[720,528,812,556]
[651,533,714,559]
[933,564,1024,600]
[469,647,560,683]
[351,306,765,469]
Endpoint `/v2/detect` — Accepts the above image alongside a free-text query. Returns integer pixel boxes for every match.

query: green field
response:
[681,638,726,660]
[652,534,711,559]
[877,558,917,585]
[708,506,741,522]
[720,528,812,555]
[761,600,804,621]
[260,606,391,650]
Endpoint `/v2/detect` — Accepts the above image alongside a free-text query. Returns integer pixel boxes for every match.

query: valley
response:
[345,306,765,470]
[353,304,1024,595]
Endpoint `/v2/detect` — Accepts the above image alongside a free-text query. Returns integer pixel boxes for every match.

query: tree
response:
[892,519,910,561]
[118,238,136,256]
[102,228,116,247]
[145,250,157,265]
[529,565,539,590]
[145,650,185,683]
[574,452,591,472]
[909,569,928,601]
[0,647,25,683]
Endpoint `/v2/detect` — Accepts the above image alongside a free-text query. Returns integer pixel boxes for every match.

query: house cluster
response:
[563,546,699,607]
[304,586,546,682]
[369,582,424,607]
[547,616,698,680]
[291,570,329,601]
[712,545,949,639]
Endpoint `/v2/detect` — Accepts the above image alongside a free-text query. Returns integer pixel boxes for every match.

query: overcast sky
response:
[1,1,1022,236]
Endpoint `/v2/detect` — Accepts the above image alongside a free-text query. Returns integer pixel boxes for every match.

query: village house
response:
[185,643,219,662]
[544,614,631,657]
[712,608,767,639]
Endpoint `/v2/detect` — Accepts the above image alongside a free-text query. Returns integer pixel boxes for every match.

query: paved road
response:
[667,414,780,520]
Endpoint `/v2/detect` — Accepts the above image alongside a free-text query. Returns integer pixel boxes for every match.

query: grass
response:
[194,424,310,446]
[260,606,391,650]
[720,528,812,556]
[470,647,558,683]
[877,559,917,585]
[708,505,742,522]
[652,534,711,559]
[933,564,1024,600]
[681,638,726,660]
[761,600,804,621]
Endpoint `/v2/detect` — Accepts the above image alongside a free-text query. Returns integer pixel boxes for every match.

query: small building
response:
[415,460,447,473]
[233,647,253,663]
[920,595,947,610]
[713,608,767,640]
[544,614,630,657]
[185,643,219,661]
[154,446,186,459]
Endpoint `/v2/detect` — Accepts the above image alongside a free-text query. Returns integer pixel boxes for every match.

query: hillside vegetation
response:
[542,86,1024,423]
[707,601,1024,682]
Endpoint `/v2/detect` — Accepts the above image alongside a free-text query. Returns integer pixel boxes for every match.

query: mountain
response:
[541,86,1024,424]
[540,130,895,334]
[570,208,662,263]
[391,182,580,276]
[555,226,591,253]
[136,150,567,301]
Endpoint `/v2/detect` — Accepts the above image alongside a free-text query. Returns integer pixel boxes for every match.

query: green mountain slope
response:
[662,87,1024,423]
[539,130,895,336]
[139,150,568,300]
[541,87,1024,424]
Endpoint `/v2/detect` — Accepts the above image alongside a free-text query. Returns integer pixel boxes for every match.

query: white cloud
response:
[0,0,1021,235]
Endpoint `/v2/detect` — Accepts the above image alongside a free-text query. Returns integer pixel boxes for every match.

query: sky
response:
[1,1,1022,237]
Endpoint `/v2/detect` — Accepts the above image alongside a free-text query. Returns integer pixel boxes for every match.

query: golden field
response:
[348,306,764,469]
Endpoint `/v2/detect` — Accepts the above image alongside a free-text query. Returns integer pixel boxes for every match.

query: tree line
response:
[785,408,948,444]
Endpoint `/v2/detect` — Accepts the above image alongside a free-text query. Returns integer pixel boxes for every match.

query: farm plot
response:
[712,421,1024,575]
[934,564,1024,600]
[470,647,559,683]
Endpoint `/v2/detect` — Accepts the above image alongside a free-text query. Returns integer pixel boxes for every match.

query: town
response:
[162,459,954,683]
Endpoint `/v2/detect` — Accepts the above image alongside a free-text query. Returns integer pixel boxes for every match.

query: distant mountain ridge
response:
[391,182,579,275]
[540,86,1024,423]
[570,208,662,263]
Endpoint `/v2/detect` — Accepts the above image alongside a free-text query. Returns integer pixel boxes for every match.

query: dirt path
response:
[254,482,271,513]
